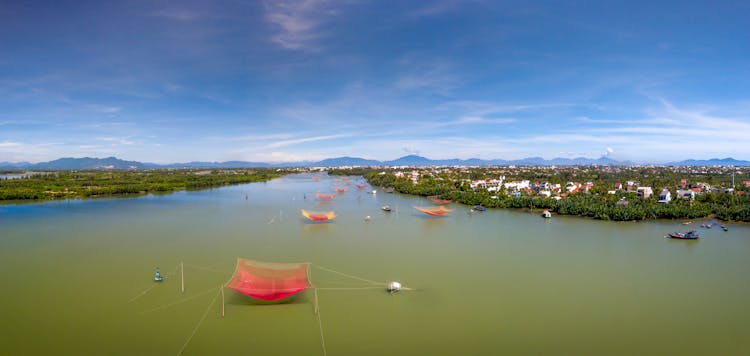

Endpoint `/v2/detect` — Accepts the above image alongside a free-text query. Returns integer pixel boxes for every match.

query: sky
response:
[1,0,749,163]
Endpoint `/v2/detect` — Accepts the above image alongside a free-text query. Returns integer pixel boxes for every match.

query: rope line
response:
[183,263,232,275]
[313,265,385,286]
[126,263,180,304]
[140,287,219,314]
[314,287,383,290]
[314,289,327,356]
[176,287,221,356]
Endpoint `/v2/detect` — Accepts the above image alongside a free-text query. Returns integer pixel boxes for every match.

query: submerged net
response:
[315,193,335,201]
[301,209,337,221]
[226,258,311,301]
[414,205,453,216]
[428,196,452,205]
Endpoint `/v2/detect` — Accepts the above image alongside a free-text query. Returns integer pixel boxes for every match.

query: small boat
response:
[154,267,163,282]
[382,205,392,212]
[368,190,377,194]
[721,225,728,231]
[384,187,395,193]
[472,205,486,212]
[666,230,699,239]
[541,210,552,218]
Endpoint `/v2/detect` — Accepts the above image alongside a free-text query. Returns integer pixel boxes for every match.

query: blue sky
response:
[1,0,749,163]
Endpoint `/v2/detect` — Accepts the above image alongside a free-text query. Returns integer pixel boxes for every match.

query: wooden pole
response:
[181,261,185,293]
[221,286,225,317]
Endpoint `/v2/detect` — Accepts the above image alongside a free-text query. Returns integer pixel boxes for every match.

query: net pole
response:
[181,261,185,294]
[221,286,225,318]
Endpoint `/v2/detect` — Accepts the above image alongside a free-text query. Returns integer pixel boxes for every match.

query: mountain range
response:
[2,155,749,170]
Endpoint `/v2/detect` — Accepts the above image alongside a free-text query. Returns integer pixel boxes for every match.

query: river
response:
[1,173,748,355]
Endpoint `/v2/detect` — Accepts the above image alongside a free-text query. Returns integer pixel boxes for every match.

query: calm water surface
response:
[1,173,749,355]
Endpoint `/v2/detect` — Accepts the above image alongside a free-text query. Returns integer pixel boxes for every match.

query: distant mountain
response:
[666,157,750,166]
[151,161,272,168]
[29,157,146,170]
[314,156,381,167]
[1,155,745,170]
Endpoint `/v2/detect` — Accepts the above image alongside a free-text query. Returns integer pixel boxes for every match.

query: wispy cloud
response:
[267,133,352,148]
[264,0,344,51]
[96,136,135,145]
[0,141,21,148]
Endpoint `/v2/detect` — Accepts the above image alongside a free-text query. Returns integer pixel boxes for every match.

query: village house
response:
[658,189,672,203]
[676,189,695,200]
[636,186,653,199]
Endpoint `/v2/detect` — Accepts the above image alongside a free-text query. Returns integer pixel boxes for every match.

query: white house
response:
[658,189,671,203]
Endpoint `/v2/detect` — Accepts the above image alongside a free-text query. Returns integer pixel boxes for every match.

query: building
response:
[658,189,672,203]
[636,187,653,199]
[676,189,695,200]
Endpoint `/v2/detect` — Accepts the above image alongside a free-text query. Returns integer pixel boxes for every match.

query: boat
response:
[472,205,486,212]
[722,225,728,231]
[666,230,699,239]
[382,205,392,212]
[541,210,552,218]
[384,187,395,193]
[154,267,163,282]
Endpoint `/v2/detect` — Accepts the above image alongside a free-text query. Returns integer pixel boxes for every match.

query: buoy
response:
[154,267,163,282]
[387,281,401,293]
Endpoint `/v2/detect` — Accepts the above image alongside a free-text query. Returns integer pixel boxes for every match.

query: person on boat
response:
[154,267,163,282]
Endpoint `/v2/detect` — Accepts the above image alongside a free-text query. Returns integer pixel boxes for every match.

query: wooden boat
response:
[666,230,699,239]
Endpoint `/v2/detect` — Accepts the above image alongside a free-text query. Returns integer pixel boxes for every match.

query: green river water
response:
[1,173,749,355]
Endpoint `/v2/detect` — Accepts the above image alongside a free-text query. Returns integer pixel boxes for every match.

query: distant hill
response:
[666,157,750,166]
[1,155,746,170]
[28,157,146,170]
[315,156,381,167]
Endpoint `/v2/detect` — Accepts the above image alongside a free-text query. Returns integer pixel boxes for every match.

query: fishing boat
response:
[381,205,392,212]
[541,210,552,218]
[154,267,163,282]
[666,230,699,239]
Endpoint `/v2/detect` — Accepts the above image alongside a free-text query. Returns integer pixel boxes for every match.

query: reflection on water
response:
[1,173,750,355]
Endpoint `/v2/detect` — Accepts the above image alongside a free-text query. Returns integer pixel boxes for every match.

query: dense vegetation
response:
[346,168,750,222]
[0,169,287,201]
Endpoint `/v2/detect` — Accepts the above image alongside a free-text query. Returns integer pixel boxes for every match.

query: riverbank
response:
[354,170,750,222]
[0,169,289,201]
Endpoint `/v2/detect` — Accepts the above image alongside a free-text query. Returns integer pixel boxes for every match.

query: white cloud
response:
[264,0,343,51]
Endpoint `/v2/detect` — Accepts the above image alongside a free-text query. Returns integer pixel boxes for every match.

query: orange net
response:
[315,193,335,201]
[301,209,336,221]
[226,258,311,301]
[428,196,452,205]
[413,206,453,216]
